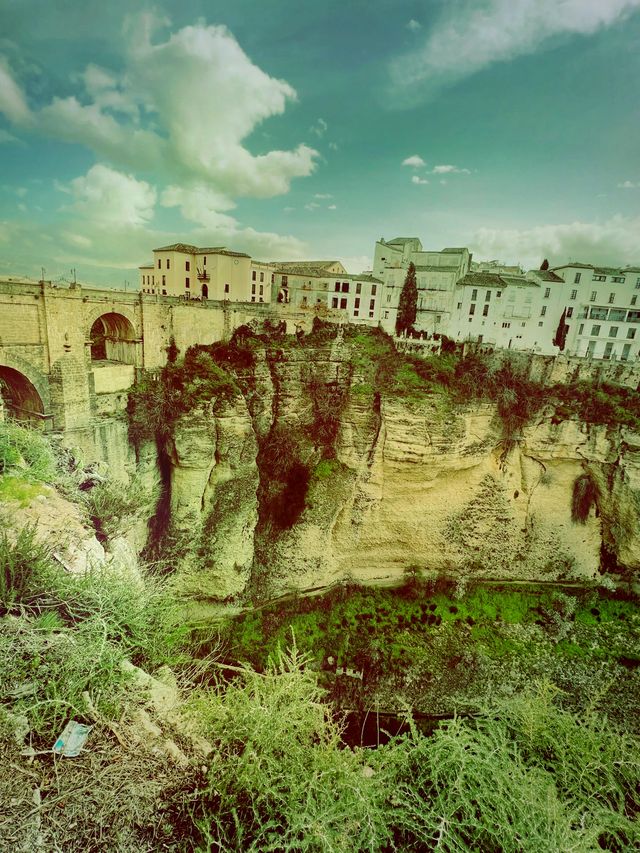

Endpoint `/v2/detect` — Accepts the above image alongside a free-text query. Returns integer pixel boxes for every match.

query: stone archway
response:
[0,365,46,426]
[89,312,137,364]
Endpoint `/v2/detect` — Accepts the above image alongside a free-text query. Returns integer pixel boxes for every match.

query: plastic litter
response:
[53,720,92,757]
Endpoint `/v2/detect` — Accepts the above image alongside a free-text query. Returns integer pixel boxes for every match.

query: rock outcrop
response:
[137,339,640,601]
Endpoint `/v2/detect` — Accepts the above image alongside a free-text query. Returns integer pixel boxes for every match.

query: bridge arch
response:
[0,364,47,427]
[88,312,138,364]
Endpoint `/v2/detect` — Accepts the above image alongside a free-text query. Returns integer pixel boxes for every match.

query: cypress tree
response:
[553,308,568,351]
[540,258,550,270]
[396,262,418,336]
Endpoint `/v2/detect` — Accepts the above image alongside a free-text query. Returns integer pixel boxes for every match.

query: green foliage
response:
[258,428,311,531]
[0,476,46,506]
[396,262,418,336]
[553,308,568,351]
[193,644,391,852]
[305,373,347,453]
[191,650,640,852]
[83,473,158,539]
[571,472,601,524]
[0,525,51,612]
[0,420,56,480]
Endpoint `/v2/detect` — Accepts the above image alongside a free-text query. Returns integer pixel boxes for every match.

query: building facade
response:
[139,243,253,301]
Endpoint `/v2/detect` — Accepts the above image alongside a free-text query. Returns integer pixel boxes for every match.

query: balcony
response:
[197,270,210,282]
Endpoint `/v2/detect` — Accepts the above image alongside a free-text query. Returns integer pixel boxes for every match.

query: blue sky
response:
[1,0,639,286]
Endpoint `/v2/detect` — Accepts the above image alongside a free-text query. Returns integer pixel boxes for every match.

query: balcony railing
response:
[197,270,210,282]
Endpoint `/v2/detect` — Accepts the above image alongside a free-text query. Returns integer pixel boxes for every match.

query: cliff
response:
[130,328,640,601]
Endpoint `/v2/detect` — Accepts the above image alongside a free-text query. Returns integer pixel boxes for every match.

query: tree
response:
[553,308,568,351]
[540,258,550,270]
[396,262,418,337]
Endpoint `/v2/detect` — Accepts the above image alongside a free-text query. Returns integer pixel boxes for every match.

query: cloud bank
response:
[390,0,640,96]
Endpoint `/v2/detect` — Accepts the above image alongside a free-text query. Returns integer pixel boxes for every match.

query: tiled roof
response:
[530,270,564,282]
[152,243,250,258]
[551,262,594,270]
[442,247,468,253]
[347,274,383,283]
[457,272,539,289]
[414,265,458,272]
[274,264,333,278]
[275,260,340,270]
[138,264,154,269]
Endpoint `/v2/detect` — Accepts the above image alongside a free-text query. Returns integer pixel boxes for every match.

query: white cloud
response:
[328,204,337,209]
[160,184,238,230]
[1,20,318,199]
[310,117,328,137]
[407,19,422,32]
[0,128,19,143]
[470,214,640,270]
[618,180,639,188]
[65,164,157,227]
[337,254,372,274]
[0,57,32,124]
[402,154,426,167]
[328,141,339,151]
[432,164,471,174]
[314,193,333,199]
[411,175,429,185]
[304,202,320,211]
[390,0,640,94]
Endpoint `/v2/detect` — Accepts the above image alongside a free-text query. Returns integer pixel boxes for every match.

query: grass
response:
[0,475,46,506]
[223,582,640,717]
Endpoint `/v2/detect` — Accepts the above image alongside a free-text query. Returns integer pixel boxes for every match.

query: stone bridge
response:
[0,278,310,466]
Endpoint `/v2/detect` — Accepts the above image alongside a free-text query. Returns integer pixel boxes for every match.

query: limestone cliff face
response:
[148,340,640,600]
[164,396,259,599]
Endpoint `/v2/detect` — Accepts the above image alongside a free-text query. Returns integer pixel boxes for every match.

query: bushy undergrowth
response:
[83,472,158,540]
[0,420,56,480]
[0,527,189,738]
[190,649,639,852]
[572,471,601,523]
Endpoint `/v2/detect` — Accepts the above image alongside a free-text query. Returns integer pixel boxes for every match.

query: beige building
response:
[139,243,253,301]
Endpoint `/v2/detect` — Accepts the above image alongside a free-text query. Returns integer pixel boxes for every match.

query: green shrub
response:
[83,473,158,540]
[0,525,52,612]
[0,421,56,480]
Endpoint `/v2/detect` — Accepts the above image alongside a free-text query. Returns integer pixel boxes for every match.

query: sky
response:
[0,0,639,287]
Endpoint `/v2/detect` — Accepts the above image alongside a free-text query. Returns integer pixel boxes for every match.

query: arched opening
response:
[90,313,137,364]
[201,282,209,299]
[0,366,45,426]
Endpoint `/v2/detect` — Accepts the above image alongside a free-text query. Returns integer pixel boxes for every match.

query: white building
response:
[550,263,640,361]
[373,237,472,336]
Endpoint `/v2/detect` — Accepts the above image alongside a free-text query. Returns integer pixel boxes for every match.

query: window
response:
[485,290,491,302]
[251,296,256,302]
[185,277,190,289]
[371,285,377,296]
[540,306,547,316]
[341,282,349,293]
[578,324,584,335]
[609,326,619,337]
[354,297,360,309]
[301,296,307,305]
[384,311,389,319]
[260,272,264,283]
[203,256,207,266]
[482,304,489,316]
[152,275,154,285]
[544,287,550,298]
[612,276,625,283]
[369,311,374,318]
[387,294,391,303]
[356,283,362,294]
[593,275,606,281]
[271,274,275,284]
[162,274,166,286]
[471,289,478,301]
[469,304,476,316]
[252,271,256,281]
[497,291,502,297]
[162,289,167,295]
[570,289,577,300]
[332,297,339,308]
[157,259,161,269]
[608,292,615,304]
[609,308,626,321]
[622,343,631,361]
[259,285,264,295]
[521,322,526,327]
[502,322,511,328]
[636,278,640,289]
[185,261,190,271]
[632,296,638,306]
[627,329,636,339]
[591,325,601,336]
[353,310,359,317]
[457,302,462,309]
[224,283,230,294]
[340,297,347,309]
[370,298,375,310]
[603,342,613,359]
[166,258,170,269]
[251,283,256,294]
[574,272,581,283]
[538,321,543,327]
[566,307,573,318]
[590,291,597,301]
[334,282,341,292]
[282,275,288,286]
